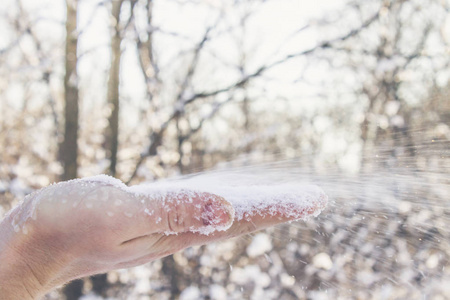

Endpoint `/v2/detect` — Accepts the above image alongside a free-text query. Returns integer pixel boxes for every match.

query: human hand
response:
[0,176,327,299]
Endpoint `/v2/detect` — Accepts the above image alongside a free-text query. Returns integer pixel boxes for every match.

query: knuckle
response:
[166,203,188,233]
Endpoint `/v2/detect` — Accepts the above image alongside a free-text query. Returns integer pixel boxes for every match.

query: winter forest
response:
[0,0,449,299]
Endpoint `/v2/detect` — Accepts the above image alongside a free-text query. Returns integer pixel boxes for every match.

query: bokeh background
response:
[0,0,449,299]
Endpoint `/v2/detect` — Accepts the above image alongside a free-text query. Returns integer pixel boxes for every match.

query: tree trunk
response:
[60,0,79,182]
[105,0,124,177]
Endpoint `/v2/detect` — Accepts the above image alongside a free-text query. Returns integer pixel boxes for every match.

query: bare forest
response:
[0,0,449,299]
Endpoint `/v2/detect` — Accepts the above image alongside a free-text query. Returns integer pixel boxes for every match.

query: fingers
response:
[119,190,234,239]
[81,184,234,243]
[179,196,326,247]
[97,189,237,264]
[120,195,326,265]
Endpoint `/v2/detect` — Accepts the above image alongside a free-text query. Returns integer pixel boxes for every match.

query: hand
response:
[0,177,326,299]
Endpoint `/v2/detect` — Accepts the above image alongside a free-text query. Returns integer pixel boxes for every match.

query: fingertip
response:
[156,190,234,236]
[202,196,233,225]
[194,195,234,235]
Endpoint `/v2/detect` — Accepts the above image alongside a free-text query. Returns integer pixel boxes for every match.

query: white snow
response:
[179,286,202,300]
[312,252,333,270]
[209,284,227,300]
[128,173,328,222]
[230,265,271,287]
[247,233,273,257]
[79,174,128,190]
[280,273,296,287]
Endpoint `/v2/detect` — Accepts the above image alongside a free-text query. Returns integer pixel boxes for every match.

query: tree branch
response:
[126,9,381,183]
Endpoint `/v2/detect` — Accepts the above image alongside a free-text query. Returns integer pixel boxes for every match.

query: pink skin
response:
[0,180,323,299]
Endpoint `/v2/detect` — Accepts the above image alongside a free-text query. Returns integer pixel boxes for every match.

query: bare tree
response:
[348,0,448,170]
[124,1,381,184]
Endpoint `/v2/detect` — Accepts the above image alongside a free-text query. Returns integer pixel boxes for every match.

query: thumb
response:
[147,190,235,235]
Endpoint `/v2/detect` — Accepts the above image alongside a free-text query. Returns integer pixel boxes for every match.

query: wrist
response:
[0,211,68,299]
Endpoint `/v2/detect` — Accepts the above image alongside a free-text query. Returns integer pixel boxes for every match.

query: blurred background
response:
[0,0,449,299]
